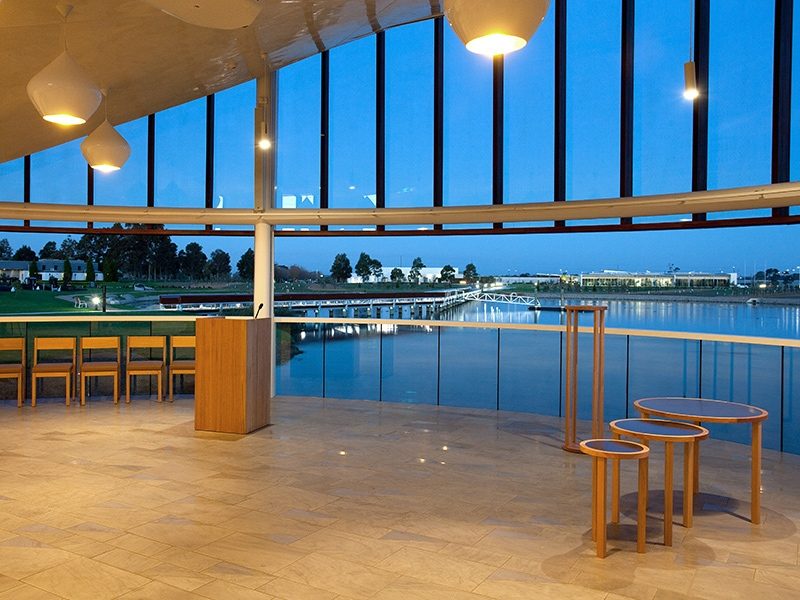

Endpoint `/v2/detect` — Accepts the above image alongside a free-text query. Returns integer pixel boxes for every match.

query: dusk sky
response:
[0,0,798,276]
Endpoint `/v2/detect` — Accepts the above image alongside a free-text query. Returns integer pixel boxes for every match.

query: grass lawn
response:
[0,290,87,314]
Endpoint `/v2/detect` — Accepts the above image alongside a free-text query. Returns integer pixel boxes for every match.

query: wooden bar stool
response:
[79,337,121,405]
[168,335,195,402]
[31,337,76,406]
[0,338,26,407]
[580,439,649,558]
[609,418,709,546]
[126,336,166,403]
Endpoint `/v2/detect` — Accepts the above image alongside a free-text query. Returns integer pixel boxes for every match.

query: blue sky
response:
[0,2,798,276]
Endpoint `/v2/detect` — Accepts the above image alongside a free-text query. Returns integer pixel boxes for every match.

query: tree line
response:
[330,252,481,284]
[0,225,249,283]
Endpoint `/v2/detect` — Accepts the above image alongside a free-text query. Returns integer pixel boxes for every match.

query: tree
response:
[86,259,96,283]
[0,239,12,260]
[178,242,208,280]
[207,249,231,280]
[439,265,456,283]
[409,257,425,284]
[464,263,479,284]
[330,253,352,282]
[62,259,73,285]
[237,249,254,280]
[390,267,405,284]
[370,258,383,281]
[60,237,78,260]
[355,252,374,283]
[13,245,36,262]
[102,256,119,282]
[39,241,61,259]
[28,260,39,280]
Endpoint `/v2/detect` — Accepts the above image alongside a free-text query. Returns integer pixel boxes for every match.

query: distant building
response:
[348,266,460,284]
[0,260,102,282]
[497,274,563,285]
[579,270,736,288]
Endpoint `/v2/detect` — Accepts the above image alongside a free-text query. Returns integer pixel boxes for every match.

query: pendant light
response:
[257,57,272,151]
[26,4,102,125]
[81,91,131,173]
[684,1,699,101]
[444,0,551,57]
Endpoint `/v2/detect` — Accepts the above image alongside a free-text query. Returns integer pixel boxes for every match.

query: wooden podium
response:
[195,317,271,434]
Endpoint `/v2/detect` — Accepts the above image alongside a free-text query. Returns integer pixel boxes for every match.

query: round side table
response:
[609,418,709,546]
[580,438,650,558]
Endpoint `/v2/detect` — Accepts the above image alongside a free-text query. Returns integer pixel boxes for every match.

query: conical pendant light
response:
[81,92,130,172]
[81,120,130,172]
[444,0,551,56]
[26,4,101,125]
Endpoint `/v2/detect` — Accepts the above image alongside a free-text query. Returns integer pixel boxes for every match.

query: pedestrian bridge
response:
[462,290,541,308]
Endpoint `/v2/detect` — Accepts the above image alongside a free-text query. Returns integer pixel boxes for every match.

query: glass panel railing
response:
[628,336,700,413]
[381,324,438,404]
[701,341,782,451]
[499,329,561,416]
[439,327,498,409]
[324,323,380,400]
[275,322,323,397]
[784,347,799,454]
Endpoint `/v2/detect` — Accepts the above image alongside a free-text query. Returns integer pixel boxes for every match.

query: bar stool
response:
[580,439,649,558]
[609,418,709,546]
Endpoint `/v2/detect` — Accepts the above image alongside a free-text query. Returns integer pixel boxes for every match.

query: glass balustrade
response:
[274,318,798,455]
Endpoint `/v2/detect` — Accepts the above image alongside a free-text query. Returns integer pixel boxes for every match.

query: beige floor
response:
[0,396,798,600]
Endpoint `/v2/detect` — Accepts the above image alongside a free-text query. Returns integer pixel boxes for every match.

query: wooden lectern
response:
[195,317,271,434]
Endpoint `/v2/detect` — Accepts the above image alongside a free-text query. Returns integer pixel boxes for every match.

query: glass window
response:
[276,55,321,213]
[708,0,773,190]
[443,22,493,206]
[504,7,555,204]
[386,21,434,208]
[329,37,376,210]
[30,138,86,205]
[633,0,692,196]
[215,81,255,229]
[566,0,621,200]
[94,117,147,206]
[0,158,24,202]
[155,97,206,208]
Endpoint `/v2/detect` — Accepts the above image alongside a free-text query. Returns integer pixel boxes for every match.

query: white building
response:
[0,260,103,282]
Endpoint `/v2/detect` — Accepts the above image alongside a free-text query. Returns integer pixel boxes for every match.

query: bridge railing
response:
[274,316,800,454]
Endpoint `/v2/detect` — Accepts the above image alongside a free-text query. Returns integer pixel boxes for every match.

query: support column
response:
[253,222,273,318]
[254,68,278,401]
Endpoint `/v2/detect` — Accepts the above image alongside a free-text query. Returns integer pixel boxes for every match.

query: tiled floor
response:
[0,396,799,599]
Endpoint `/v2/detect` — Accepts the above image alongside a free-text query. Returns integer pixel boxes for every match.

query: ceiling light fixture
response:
[257,57,272,152]
[26,3,102,126]
[444,0,551,57]
[81,90,131,172]
[684,1,699,101]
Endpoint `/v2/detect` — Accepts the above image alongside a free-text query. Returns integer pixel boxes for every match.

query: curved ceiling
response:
[0,0,440,163]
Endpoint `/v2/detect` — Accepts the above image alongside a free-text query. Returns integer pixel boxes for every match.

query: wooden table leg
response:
[752,421,762,525]
[664,442,674,546]
[596,457,607,558]
[694,421,701,495]
[683,441,694,527]
[592,457,597,541]
[637,456,648,553]
[611,458,620,523]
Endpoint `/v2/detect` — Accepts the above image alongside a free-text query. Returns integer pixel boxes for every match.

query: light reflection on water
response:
[445,300,800,339]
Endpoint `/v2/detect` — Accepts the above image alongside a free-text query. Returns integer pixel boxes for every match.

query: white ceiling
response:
[0,0,439,163]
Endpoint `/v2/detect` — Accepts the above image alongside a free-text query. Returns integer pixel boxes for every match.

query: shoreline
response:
[535,291,800,306]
